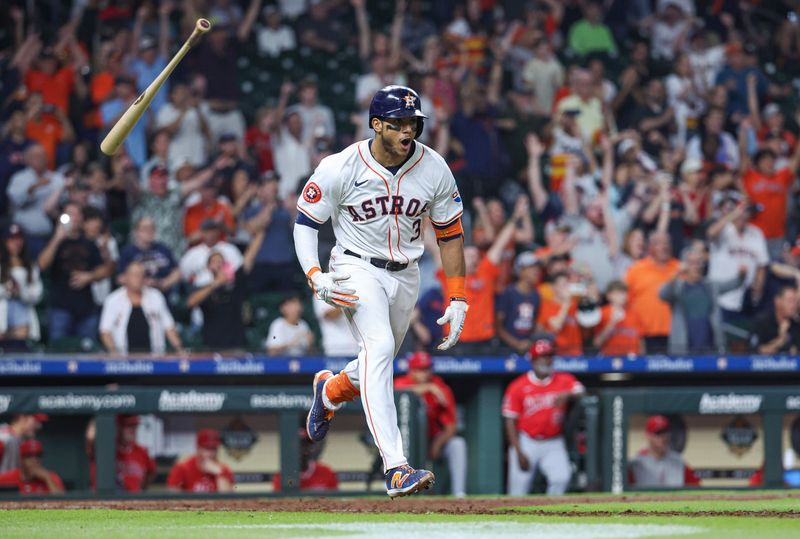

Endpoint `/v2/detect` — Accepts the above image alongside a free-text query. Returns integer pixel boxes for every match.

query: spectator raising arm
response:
[525,134,549,213]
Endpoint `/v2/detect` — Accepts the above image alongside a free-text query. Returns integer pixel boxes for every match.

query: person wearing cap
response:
[272,430,338,493]
[117,217,181,293]
[593,280,643,355]
[99,261,183,355]
[86,415,156,492]
[555,67,605,144]
[536,271,583,356]
[130,3,172,116]
[184,176,235,246]
[179,213,243,287]
[265,295,314,356]
[155,82,211,170]
[0,224,43,342]
[167,429,234,493]
[0,439,64,495]
[255,4,297,57]
[706,192,769,350]
[394,352,467,497]
[741,136,800,258]
[495,251,542,354]
[0,414,49,473]
[101,75,147,167]
[629,415,699,488]
[502,335,585,495]
[659,247,747,354]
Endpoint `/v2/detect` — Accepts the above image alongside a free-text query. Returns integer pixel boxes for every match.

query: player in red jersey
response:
[394,351,467,497]
[272,429,338,493]
[86,415,156,492]
[0,439,64,495]
[502,334,585,495]
[167,428,234,493]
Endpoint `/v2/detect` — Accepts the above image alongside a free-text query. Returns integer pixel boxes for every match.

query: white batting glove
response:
[309,270,359,309]
[436,300,469,350]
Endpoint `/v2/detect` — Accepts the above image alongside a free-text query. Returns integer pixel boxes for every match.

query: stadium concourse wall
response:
[0,353,798,497]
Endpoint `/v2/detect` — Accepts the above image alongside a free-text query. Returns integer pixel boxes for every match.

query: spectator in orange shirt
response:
[24,92,75,170]
[24,42,85,115]
[593,280,642,355]
[740,142,800,259]
[536,271,583,356]
[437,199,525,352]
[184,177,235,245]
[624,232,680,353]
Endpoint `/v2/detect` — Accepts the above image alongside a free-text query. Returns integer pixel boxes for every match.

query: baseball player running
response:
[294,85,468,498]
[502,334,585,495]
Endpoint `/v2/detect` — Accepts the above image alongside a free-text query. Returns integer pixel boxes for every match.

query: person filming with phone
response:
[37,202,111,343]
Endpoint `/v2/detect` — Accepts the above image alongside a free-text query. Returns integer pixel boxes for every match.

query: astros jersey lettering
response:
[297,140,463,262]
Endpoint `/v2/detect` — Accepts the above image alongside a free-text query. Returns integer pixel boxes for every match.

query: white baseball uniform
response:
[295,139,463,471]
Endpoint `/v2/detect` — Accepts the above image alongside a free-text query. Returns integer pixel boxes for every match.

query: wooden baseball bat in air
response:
[100,18,211,156]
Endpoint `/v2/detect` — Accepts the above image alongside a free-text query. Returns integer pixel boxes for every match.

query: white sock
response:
[321,380,343,411]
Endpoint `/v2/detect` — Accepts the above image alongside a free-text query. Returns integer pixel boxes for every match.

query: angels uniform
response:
[296,138,463,471]
[502,371,584,495]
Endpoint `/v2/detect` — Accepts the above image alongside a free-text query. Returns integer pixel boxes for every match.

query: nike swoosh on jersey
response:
[354,179,368,187]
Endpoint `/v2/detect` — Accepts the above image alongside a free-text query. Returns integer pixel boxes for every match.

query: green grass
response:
[1,495,799,539]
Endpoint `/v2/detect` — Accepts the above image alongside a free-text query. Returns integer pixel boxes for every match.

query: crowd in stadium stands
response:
[4,0,800,358]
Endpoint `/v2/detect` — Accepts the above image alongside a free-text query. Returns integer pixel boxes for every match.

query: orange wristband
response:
[445,276,466,301]
[306,266,321,279]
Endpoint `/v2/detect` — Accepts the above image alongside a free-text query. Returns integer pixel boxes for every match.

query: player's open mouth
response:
[400,138,411,151]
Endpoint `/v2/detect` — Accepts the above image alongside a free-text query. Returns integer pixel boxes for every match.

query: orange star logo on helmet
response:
[402,93,417,109]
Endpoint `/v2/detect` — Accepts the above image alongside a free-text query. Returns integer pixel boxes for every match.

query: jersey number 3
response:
[411,218,421,241]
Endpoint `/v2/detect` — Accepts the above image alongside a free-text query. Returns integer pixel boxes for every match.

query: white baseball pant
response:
[441,435,468,497]
[507,433,571,495]
[329,246,420,472]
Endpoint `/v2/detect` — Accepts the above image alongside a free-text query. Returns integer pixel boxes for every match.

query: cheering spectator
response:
[186,229,262,350]
[0,224,43,342]
[272,430,338,493]
[437,203,522,352]
[751,285,800,355]
[536,271,582,356]
[629,415,699,488]
[521,39,564,113]
[266,295,314,356]
[0,414,48,473]
[167,429,234,493]
[555,69,605,144]
[296,0,343,54]
[0,439,64,495]
[155,82,211,170]
[567,1,617,58]
[660,247,747,354]
[593,280,642,356]
[685,107,739,169]
[241,173,296,292]
[184,177,235,246]
[117,217,181,293]
[22,92,75,172]
[624,232,680,353]
[472,196,534,289]
[395,352,467,497]
[646,0,693,61]
[706,193,769,350]
[495,252,542,355]
[99,261,183,355]
[273,108,311,201]
[6,143,65,257]
[38,202,110,342]
[740,136,800,259]
[290,78,336,144]
[256,4,297,57]
[129,2,172,116]
[503,335,585,495]
[179,219,242,286]
[313,295,359,357]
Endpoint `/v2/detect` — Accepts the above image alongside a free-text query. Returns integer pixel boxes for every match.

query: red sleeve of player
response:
[166,462,184,489]
[684,464,701,486]
[272,473,282,492]
[501,379,523,418]
[393,375,412,390]
[221,464,235,485]
[568,374,586,395]
[0,469,17,487]
[49,472,65,492]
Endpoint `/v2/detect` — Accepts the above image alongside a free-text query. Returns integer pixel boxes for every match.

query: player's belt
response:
[344,249,409,272]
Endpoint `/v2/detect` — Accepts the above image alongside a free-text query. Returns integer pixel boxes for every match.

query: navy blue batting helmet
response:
[369,85,427,139]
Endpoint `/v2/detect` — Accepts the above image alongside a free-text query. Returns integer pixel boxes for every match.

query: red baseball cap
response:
[529,336,555,358]
[407,352,433,370]
[32,413,49,423]
[20,439,43,458]
[197,428,221,449]
[116,414,140,428]
[645,415,670,434]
